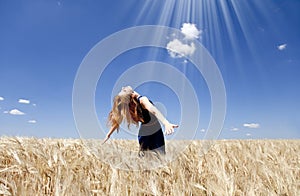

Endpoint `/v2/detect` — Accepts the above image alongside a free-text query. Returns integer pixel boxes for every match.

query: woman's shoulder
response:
[137,95,153,105]
[137,95,149,102]
[137,95,143,102]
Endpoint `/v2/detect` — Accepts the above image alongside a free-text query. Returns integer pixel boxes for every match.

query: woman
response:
[103,86,178,154]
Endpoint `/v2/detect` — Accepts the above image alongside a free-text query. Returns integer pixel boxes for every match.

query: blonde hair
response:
[108,93,144,131]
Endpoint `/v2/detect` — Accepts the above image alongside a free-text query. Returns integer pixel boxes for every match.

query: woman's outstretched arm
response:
[103,124,117,144]
[139,96,178,135]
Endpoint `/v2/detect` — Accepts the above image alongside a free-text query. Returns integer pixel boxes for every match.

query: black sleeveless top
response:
[136,95,165,153]
[137,95,152,124]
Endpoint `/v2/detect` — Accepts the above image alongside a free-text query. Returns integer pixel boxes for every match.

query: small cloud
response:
[181,23,202,40]
[28,120,37,124]
[0,96,4,101]
[32,103,37,107]
[8,109,25,115]
[246,133,251,137]
[166,39,196,58]
[277,43,287,51]
[243,123,260,129]
[57,1,61,6]
[200,129,206,132]
[3,111,8,114]
[231,127,239,131]
[19,99,30,104]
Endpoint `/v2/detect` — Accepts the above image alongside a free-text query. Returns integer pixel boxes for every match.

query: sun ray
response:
[130,0,289,94]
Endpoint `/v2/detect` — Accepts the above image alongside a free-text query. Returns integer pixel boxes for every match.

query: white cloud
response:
[246,133,251,137]
[28,120,37,124]
[200,129,206,132]
[243,123,260,129]
[231,127,239,131]
[277,43,287,51]
[8,109,25,115]
[166,39,196,58]
[3,111,8,114]
[19,99,30,104]
[166,23,202,59]
[0,96,4,101]
[32,103,37,107]
[181,23,201,40]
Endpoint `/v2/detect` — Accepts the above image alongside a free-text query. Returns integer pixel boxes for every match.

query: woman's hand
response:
[102,125,117,144]
[102,133,111,144]
[164,122,179,135]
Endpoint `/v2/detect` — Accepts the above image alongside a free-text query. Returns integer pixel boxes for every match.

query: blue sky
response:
[0,0,299,139]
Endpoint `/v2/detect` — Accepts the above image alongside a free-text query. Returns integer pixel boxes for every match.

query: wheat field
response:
[0,137,299,195]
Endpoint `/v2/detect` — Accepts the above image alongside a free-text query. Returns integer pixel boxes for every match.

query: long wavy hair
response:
[108,93,144,131]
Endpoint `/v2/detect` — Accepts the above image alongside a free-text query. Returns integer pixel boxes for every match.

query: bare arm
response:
[139,96,178,135]
[102,124,117,144]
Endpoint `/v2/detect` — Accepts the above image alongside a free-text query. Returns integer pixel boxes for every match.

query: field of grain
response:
[0,137,299,195]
